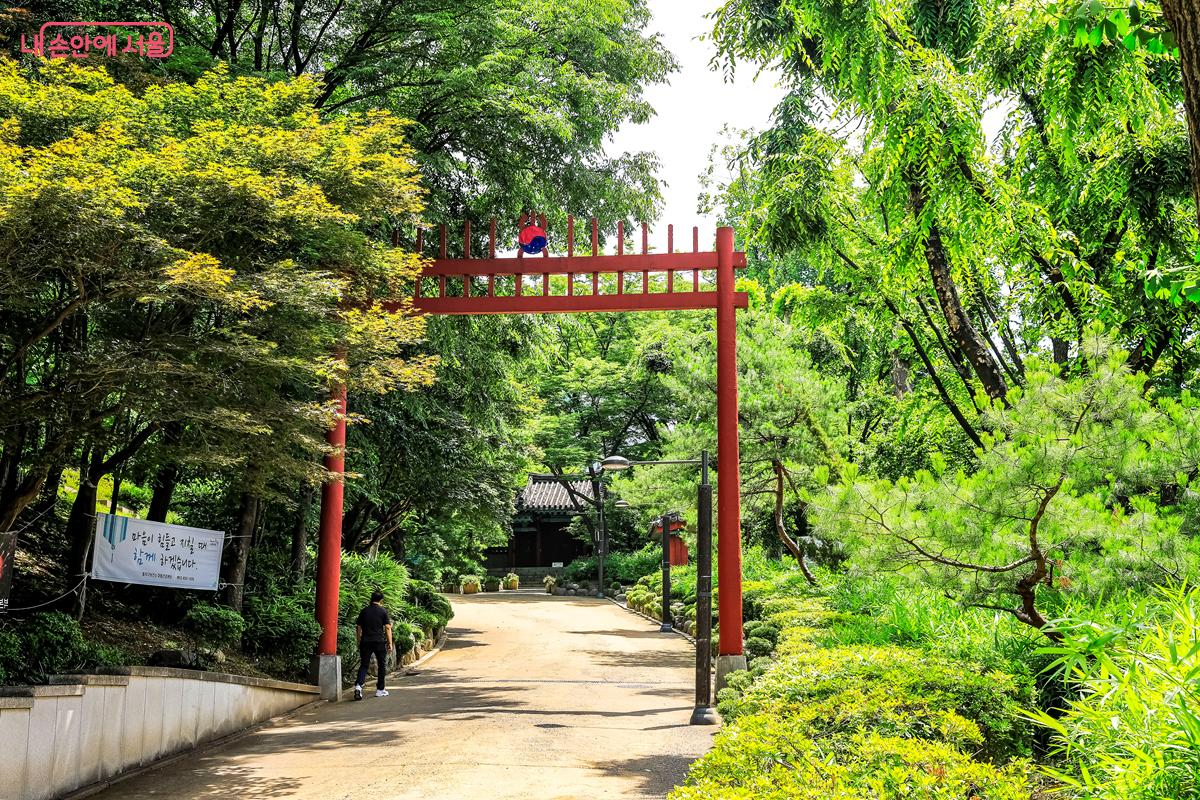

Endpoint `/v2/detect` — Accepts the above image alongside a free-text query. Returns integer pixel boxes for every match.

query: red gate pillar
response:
[714,226,747,688]
[312,381,346,699]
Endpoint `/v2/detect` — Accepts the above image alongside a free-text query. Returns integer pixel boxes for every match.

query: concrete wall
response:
[0,666,319,800]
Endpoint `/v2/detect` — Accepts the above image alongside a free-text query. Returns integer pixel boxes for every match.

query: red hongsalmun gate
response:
[311,215,749,696]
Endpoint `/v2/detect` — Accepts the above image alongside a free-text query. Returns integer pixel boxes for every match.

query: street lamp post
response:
[659,511,672,633]
[603,451,716,725]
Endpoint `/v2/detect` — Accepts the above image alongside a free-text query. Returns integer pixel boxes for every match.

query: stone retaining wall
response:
[0,666,319,800]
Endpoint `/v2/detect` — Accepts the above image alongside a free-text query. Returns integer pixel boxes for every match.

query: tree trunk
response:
[772,460,818,586]
[291,484,312,582]
[109,471,122,516]
[911,185,1010,403]
[147,421,185,523]
[66,448,102,617]
[220,492,258,613]
[32,462,65,518]
[1162,0,1200,230]
[147,464,179,523]
[890,352,912,396]
[1051,337,1069,366]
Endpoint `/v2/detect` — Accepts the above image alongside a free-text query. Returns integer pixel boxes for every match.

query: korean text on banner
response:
[91,513,225,591]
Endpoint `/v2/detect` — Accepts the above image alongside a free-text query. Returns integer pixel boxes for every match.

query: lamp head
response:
[601,455,631,472]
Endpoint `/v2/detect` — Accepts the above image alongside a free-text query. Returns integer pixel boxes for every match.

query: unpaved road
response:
[89,592,715,799]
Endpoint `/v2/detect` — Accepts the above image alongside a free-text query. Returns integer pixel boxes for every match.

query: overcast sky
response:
[606,1,783,240]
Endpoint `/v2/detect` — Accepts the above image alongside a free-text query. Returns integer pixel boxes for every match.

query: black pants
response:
[356,641,388,690]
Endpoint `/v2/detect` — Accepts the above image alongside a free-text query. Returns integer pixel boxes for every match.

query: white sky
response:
[606,1,783,238]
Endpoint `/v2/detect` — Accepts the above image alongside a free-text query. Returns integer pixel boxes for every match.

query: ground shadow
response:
[591,753,700,797]
[581,648,693,671]
[564,628,678,640]
[88,763,304,800]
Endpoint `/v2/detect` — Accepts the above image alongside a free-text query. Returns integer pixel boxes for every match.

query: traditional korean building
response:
[484,475,593,576]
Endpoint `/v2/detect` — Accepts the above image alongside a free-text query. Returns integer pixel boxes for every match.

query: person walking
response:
[353,590,393,701]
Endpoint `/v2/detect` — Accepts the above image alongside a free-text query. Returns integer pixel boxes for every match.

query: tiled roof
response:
[518,475,594,512]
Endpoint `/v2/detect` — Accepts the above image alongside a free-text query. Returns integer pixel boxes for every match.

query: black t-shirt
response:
[356,603,391,644]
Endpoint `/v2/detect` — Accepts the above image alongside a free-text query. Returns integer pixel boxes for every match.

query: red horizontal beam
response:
[422,251,747,277]
[401,291,750,316]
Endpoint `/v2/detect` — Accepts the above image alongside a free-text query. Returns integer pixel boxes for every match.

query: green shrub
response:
[393,621,418,656]
[395,601,439,634]
[745,635,774,660]
[727,638,1032,762]
[117,483,153,510]
[404,580,453,628]
[744,621,780,647]
[243,592,322,681]
[0,629,23,684]
[183,602,245,649]
[672,719,1031,800]
[563,545,662,584]
[339,552,408,617]
[0,611,119,684]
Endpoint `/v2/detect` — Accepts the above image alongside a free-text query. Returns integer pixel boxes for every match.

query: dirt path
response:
[88,592,715,799]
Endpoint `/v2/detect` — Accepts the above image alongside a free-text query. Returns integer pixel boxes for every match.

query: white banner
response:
[91,513,225,591]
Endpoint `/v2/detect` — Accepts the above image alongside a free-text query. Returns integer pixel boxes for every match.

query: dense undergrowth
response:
[0,550,452,686]
[606,547,1200,800]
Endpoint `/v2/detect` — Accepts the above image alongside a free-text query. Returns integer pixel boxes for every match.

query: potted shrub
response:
[483,575,501,592]
[503,572,520,590]
[543,575,557,594]
[460,575,482,594]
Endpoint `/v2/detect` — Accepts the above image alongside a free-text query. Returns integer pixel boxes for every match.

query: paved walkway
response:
[90,592,715,799]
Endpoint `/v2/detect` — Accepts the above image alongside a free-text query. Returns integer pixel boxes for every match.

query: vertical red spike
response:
[692,226,699,252]
[667,223,674,294]
[641,222,649,292]
[488,273,495,297]
[439,275,446,298]
[439,225,447,259]
[390,229,399,247]
[489,219,496,259]
[567,216,574,258]
[591,217,598,256]
[538,213,546,229]
[617,221,625,295]
[464,220,471,259]
[516,272,523,297]
[543,272,550,295]
[416,228,424,254]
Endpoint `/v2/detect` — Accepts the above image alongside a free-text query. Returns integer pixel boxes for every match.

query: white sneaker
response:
[353,685,363,701]
[375,689,389,697]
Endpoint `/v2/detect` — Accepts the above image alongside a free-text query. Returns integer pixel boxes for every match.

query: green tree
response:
[816,331,1200,638]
